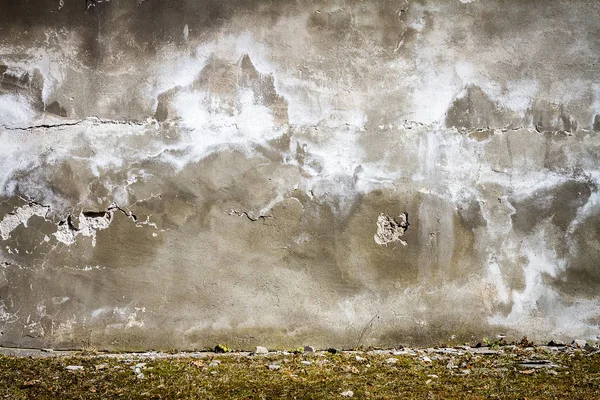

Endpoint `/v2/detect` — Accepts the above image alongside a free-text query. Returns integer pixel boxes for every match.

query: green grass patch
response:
[0,348,598,399]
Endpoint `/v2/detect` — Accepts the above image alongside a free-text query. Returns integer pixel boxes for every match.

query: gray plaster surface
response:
[0,0,599,350]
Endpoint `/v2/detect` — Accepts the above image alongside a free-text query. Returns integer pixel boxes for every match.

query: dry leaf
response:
[520,369,535,375]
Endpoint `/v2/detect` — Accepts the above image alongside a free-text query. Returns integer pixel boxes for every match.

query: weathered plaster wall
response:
[0,0,599,350]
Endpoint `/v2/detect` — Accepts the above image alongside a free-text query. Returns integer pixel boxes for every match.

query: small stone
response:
[471,348,499,355]
[210,371,217,375]
[65,366,84,371]
[135,363,147,369]
[446,359,455,369]
[584,343,598,352]
[95,363,109,371]
[268,364,281,371]
[427,374,439,379]
[386,358,398,364]
[367,349,388,355]
[136,373,145,379]
[425,379,432,385]
[355,356,365,362]
[327,348,338,354]
[254,346,268,354]
[517,360,552,369]
[422,356,432,363]
[300,361,311,365]
[393,349,416,356]
[341,390,354,397]
[572,339,587,348]
[303,346,315,353]
[546,370,558,376]
[208,361,220,367]
[547,340,565,347]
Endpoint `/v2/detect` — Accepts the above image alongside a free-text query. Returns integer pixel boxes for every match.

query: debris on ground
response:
[0,342,598,398]
[254,346,268,354]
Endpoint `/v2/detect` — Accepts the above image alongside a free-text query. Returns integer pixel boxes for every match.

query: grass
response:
[0,346,599,399]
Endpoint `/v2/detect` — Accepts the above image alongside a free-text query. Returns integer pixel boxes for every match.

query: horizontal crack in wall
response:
[0,116,154,132]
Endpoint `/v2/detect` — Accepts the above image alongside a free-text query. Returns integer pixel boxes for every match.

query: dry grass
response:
[0,346,599,399]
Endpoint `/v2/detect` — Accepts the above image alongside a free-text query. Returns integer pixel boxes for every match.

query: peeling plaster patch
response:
[53,221,76,245]
[0,203,50,240]
[374,213,409,246]
[54,211,112,247]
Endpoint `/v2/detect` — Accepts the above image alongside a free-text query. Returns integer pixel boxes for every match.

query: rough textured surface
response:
[0,0,599,351]
[2,345,600,399]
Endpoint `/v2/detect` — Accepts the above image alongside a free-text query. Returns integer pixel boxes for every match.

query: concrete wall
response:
[0,0,599,350]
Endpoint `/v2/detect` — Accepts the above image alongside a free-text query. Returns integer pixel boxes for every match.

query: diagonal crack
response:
[228,209,273,222]
[107,204,138,222]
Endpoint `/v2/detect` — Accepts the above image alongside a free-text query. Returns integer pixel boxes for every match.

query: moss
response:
[214,344,233,353]
[0,347,598,399]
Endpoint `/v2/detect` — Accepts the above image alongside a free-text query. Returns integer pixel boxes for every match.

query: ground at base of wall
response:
[1,345,599,399]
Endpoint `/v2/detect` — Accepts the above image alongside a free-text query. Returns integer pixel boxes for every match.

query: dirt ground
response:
[1,342,599,399]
